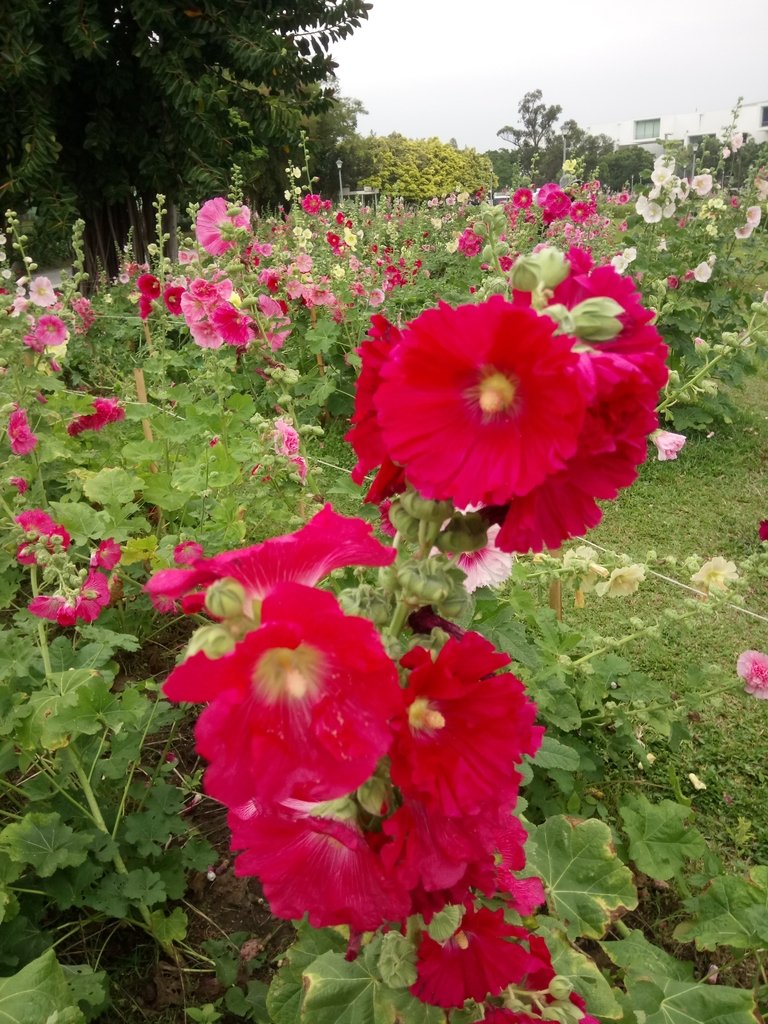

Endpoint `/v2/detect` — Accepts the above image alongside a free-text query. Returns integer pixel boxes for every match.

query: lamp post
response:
[336,158,343,206]
[691,142,699,180]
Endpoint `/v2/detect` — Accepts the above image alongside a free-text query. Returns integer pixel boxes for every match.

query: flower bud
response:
[509,256,541,293]
[204,578,247,619]
[531,247,570,289]
[427,904,464,942]
[388,503,422,542]
[378,932,417,989]
[356,776,390,816]
[570,297,624,341]
[542,302,576,336]
[548,975,574,1001]
[186,624,236,660]
[399,491,453,522]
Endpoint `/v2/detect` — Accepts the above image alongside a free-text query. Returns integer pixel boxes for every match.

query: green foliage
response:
[359,134,493,200]
[597,145,654,190]
[619,794,707,880]
[0,949,85,1023]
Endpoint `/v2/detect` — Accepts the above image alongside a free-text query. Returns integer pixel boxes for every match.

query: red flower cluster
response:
[346,247,667,552]
[67,397,125,437]
[15,510,71,565]
[28,570,111,627]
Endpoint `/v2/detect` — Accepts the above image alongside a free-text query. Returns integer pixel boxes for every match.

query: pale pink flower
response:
[28,276,57,308]
[10,296,29,317]
[737,650,768,699]
[273,416,300,457]
[368,288,385,308]
[746,206,762,228]
[457,524,515,593]
[691,173,713,197]
[178,248,199,264]
[735,224,755,240]
[755,177,768,202]
[722,147,731,159]
[195,198,251,256]
[730,132,744,152]
[652,430,686,461]
[294,253,313,273]
[189,320,223,349]
[693,262,713,283]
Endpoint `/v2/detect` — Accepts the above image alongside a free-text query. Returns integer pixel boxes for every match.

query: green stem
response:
[613,919,632,938]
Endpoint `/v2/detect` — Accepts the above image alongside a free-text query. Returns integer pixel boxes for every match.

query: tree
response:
[301,86,370,198]
[597,146,654,191]
[484,149,524,190]
[0,0,372,274]
[497,89,562,175]
[357,135,493,201]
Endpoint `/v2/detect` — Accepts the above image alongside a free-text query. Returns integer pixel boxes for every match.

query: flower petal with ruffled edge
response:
[145,504,395,612]
[374,298,587,508]
[164,583,403,805]
[195,197,251,256]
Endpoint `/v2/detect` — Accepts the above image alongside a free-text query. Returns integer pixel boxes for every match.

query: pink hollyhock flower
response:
[28,276,57,308]
[35,314,69,347]
[15,509,71,564]
[373,299,587,508]
[28,570,111,627]
[693,262,713,283]
[411,907,540,1008]
[759,520,768,542]
[90,537,122,570]
[735,223,755,240]
[456,524,515,592]
[163,285,184,315]
[211,302,255,347]
[189,320,223,349]
[570,201,591,223]
[512,188,533,209]
[9,476,28,494]
[180,277,233,323]
[137,274,161,299]
[164,583,403,805]
[301,194,323,215]
[67,397,125,436]
[195,198,251,256]
[289,456,307,482]
[294,252,313,273]
[7,408,38,456]
[667,275,680,289]
[652,429,686,461]
[71,296,95,334]
[229,801,410,931]
[730,132,744,151]
[390,632,542,816]
[737,650,768,699]
[174,540,205,565]
[368,288,386,308]
[145,503,395,614]
[273,416,300,457]
[691,173,713,197]
[746,205,762,228]
[457,228,483,257]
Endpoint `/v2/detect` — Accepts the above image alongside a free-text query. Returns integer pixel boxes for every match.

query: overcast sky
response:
[330,0,768,152]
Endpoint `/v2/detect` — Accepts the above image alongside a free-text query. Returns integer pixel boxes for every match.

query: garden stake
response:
[133,366,158,474]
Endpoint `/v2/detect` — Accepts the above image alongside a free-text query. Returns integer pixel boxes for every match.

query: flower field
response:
[1,155,767,1023]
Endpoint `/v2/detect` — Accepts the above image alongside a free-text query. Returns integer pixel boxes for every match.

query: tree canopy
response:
[0,0,371,269]
[357,135,493,201]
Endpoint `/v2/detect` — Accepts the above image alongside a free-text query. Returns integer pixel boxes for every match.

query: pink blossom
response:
[730,132,744,152]
[746,205,762,228]
[759,520,768,542]
[693,262,713,283]
[456,525,515,593]
[189,319,223,349]
[195,198,251,256]
[273,417,300,457]
[9,476,28,494]
[90,538,122,570]
[667,275,680,290]
[174,541,204,565]
[735,224,755,240]
[211,302,255,347]
[369,288,385,308]
[67,397,125,436]
[722,147,731,159]
[28,570,111,627]
[737,650,768,699]
[294,253,313,273]
[28,276,57,308]
[652,430,686,461]
[755,176,768,202]
[7,408,38,456]
[35,314,69,347]
[15,509,71,564]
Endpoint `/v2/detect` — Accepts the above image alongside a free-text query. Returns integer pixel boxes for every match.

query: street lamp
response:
[691,142,699,180]
[336,158,343,206]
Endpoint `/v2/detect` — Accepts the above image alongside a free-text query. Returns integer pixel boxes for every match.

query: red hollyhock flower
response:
[759,520,768,542]
[145,504,394,613]
[163,285,184,315]
[211,302,255,347]
[137,274,161,299]
[15,510,71,564]
[390,632,542,816]
[90,537,122,570]
[229,801,410,931]
[374,299,587,508]
[28,570,110,626]
[7,408,38,456]
[345,315,407,503]
[495,348,663,552]
[67,397,125,436]
[164,583,403,806]
[411,907,541,1008]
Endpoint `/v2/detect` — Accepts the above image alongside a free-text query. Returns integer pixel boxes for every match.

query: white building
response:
[587,99,768,153]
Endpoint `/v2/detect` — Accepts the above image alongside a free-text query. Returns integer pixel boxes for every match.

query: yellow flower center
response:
[408,697,446,732]
[467,368,518,421]
[454,930,469,950]
[253,644,323,703]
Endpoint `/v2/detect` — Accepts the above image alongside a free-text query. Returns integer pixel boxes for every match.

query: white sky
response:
[330,0,768,152]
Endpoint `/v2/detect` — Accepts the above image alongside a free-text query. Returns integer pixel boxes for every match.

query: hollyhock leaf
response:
[525,816,637,940]
[86,867,166,918]
[0,949,78,1022]
[532,735,581,771]
[61,963,110,1017]
[119,535,159,566]
[674,866,768,950]
[46,502,112,546]
[624,975,756,1024]
[266,927,346,1024]
[535,917,622,1019]
[16,669,102,750]
[84,468,143,507]
[473,604,539,668]
[148,907,188,947]
[600,929,694,981]
[619,795,706,881]
[0,813,91,876]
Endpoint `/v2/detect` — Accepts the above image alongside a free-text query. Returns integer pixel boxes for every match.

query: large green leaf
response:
[46,502,111,545]
[619,795,706,881]
[0,813,92,877]
[535,917,622,1019]
[0,949,83,1023]
[83,468,143,507]
[525,816,637,940]
[532,735,581,772]
[600,929,694,982]
[625,975,756,1024]
[674,866,768,950]
[266,926,346,1024]
[15,670,103,750]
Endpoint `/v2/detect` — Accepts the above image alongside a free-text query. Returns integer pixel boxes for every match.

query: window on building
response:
[634,118,660,140]
[762,106,768,127]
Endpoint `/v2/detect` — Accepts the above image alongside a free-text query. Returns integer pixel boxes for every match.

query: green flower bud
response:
[531,247,570,289]
[542,302,576,336]
[481,244,495,263]
[570,297,624,341]
[399,491,453,522]
[204,578,248,619]
[509,256,541,293]
[389,503,422,542]
[378,931,418,989]
[548,976,574,1001]
[427,904,464,942]
[436,587,474,621]
[356,775,390,816]
[186,624,236,660]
